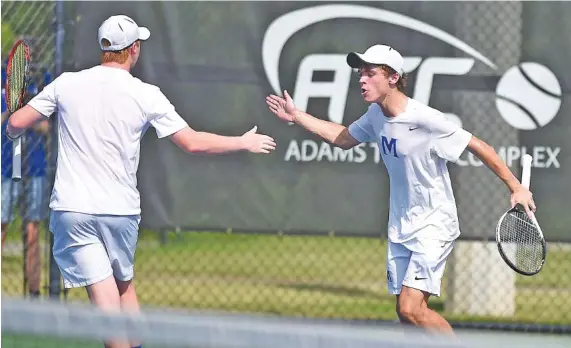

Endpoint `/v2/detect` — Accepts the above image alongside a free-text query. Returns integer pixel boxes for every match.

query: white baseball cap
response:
[98,15,150,51]
[346,45,404,75]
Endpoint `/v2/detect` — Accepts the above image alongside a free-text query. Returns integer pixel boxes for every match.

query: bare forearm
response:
[293,110,346,146]
[468,137,520,192]
[182,132,245,154]
[170,128,245,154]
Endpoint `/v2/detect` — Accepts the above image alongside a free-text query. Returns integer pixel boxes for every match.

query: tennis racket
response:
[496,154,546,276]
[5,39,31,182]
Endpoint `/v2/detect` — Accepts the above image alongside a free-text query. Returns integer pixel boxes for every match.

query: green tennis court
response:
[1,334,99,348]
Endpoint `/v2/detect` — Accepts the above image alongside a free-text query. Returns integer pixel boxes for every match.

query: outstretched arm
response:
[266,90,360,150]
[170,125,276,155]
[147,87,276,155]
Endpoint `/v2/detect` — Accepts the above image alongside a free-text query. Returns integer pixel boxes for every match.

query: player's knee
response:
[397,298,422,323]
[116,279,134,296]
[86,276,121,310]
[397,303,416,322]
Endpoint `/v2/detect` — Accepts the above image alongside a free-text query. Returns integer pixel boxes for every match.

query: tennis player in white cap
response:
[7,15,276,348]
[266,44,534,335]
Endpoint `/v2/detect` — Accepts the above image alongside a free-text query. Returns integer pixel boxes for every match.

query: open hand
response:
[241,126,276,154]
[266,90,297,123]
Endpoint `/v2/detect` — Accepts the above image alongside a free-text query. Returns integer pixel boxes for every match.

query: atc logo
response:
[262,4,563,131]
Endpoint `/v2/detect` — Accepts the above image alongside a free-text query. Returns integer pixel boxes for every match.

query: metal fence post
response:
[47,0,66,301]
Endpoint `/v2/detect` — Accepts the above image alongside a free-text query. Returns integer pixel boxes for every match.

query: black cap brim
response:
[346,52,367,69]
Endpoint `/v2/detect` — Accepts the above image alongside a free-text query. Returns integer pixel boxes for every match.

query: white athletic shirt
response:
[348,98,472,244]
[27,65,188,215]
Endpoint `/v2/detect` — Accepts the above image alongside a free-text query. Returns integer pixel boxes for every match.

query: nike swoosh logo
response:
[409,127,419,131]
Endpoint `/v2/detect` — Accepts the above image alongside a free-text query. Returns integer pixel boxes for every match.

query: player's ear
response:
[130,41,140,55]
[388,73,400,85]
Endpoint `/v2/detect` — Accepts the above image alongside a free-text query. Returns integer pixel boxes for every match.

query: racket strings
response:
[7,44,28,110]
[499,210,544,274]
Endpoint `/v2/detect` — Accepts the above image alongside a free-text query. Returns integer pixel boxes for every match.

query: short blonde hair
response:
[100,39,129,64]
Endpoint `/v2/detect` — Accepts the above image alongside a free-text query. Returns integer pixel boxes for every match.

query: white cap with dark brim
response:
[346,45,404,75]
[98,15,150,51]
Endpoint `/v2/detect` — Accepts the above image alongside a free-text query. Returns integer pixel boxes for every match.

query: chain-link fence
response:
[1,0,570,333]
[1,0,58,299]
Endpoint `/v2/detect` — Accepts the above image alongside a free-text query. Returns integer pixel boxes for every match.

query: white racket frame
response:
[520,154,544,239]
[12,136,22,182]
[495,154,546,276]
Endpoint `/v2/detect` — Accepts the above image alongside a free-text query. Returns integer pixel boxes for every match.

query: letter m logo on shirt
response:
[381,136,399,158]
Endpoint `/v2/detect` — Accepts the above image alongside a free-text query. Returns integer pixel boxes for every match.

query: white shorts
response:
[386,238,454,297]
[49,211,140,289]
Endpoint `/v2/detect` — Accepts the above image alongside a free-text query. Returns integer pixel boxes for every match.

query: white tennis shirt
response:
[28,65,188,215]
[348,98,472,244]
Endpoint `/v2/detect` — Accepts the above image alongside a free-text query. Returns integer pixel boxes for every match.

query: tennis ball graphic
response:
[495,62,561,130]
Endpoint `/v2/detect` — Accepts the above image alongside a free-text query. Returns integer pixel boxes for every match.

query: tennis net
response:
[2,297,570,348]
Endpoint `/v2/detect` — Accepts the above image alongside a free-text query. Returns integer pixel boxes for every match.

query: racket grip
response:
[12,137,22,182]
[521,154,532,189]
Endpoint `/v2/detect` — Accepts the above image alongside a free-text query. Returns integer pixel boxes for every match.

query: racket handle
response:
[12,137,22,182]
[521,154,532,189]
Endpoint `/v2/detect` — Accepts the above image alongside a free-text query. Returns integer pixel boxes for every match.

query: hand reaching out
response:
[240,126,276,154]
[266,90,297,123]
